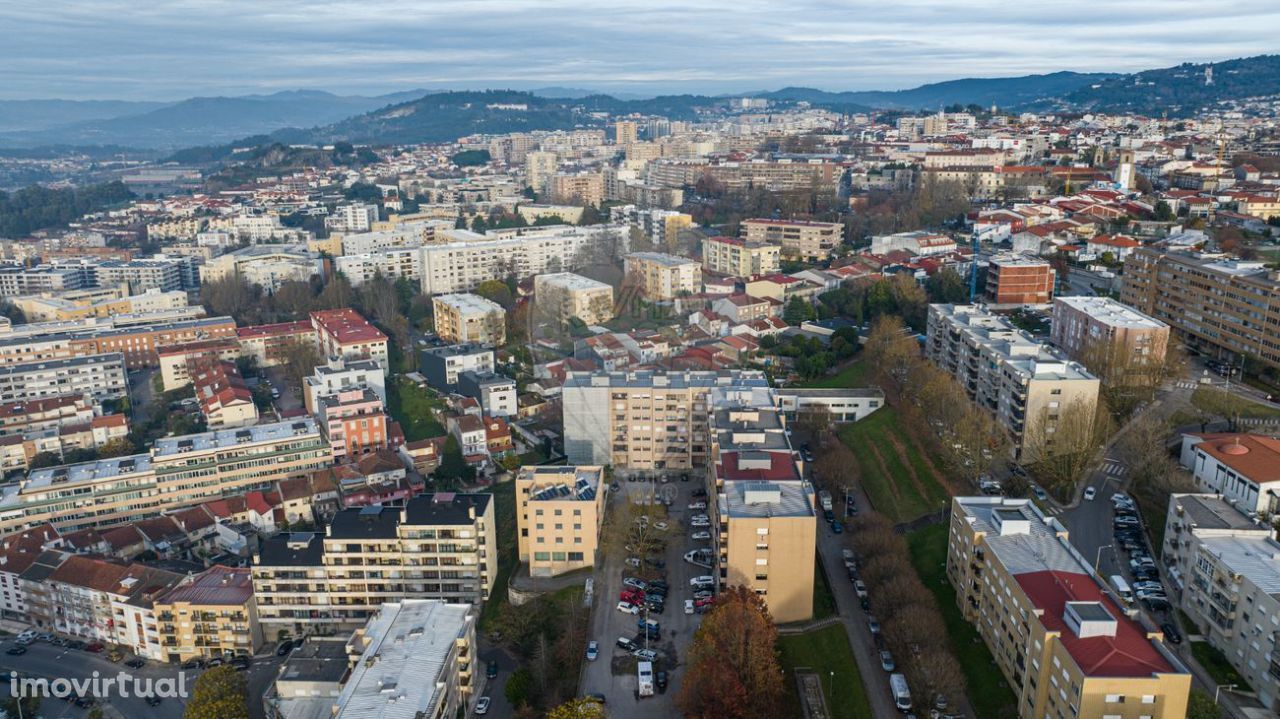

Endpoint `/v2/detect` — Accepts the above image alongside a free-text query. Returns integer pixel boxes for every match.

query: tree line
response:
[0,180,134,236]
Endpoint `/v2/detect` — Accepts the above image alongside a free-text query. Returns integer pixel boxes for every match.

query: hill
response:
[1048,55,1280,116]
[759,71,1115,111]
[0,99,170,133]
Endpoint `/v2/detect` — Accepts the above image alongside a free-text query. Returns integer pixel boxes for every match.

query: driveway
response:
[580,475,703,718]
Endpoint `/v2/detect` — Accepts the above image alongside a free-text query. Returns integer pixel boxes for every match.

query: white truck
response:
[890,672,912,713]
[637,660,655,697]
[818,490,833,512]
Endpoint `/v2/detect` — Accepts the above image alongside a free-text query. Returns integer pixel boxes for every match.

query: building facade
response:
[533,272,615,327]
[986,254,1055,305]
[741,219,842,261]
[515,466,606,577]
[433,294,507,346]
[623,252,701,300]
[701,236,781,277]
[1051,296,1170,368]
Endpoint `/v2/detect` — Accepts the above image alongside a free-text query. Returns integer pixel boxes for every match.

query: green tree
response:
[925,267,969,304]
[505,667,534,708]
[97,437,138,458]
[547,697,605,718]
[183,665,250,719]
[475,279,515,309]
[450,149,492,167]
[28,451,61,470]
[1154,200,1174,221]
[782,296,816,325]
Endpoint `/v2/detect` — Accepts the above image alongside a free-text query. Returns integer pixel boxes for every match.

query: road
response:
[472,640,519,719]
[0,640,186,719]
[580,474,702,718]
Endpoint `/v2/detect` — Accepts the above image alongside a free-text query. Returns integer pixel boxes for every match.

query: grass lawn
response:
[1191,640,1252,692]
[837,408,950,524]
[801,360,870,388]
[478,480,517,632]
[907,523,1019,719]
[812,556,837,620]
[778,624,876,719]
[1191,387,1280,420]
[386,377,447,441]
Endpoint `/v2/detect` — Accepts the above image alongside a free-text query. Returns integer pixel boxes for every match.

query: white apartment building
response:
[333,247,421,287]
[200,244,323,291]
[926,304,1100,458]
[303,355,387,415]
[533,272,615,327]
[433,294,506,346]
[325,204,379,233]
[418,225,626,295]
[0,353,128,403]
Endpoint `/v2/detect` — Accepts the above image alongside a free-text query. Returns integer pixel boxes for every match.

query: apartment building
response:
[1051,296,1170,367]
[701,236,781,277]
[0,353,127,403]
[311,309,390,373]
[1121,248,1280,371]
[199,244,322,291]
[1178,432,1280,515]
[926,304,1100,458]
[1161,494,1280,709]
[457,371,517,418]
[12,287,190,323]
[561,370,771,469]
[741,218,842,261]
[534,272,615,327]
[236,320,314,368]
[986,254,1056,305]
[0,418,330,534]
[524,151,558,194]
[0,395,95,439]
[192,360,258,429]
[948,496,1191,719]
[419,344,495,392]
[326,204,379,233]
[0,316,237,370]
[418,225,622,295]
[515,465,606,577]
[303,356,386,415]
[253,493,496,634]
[0,266,84,297]
[316,388,388,460]
[623,252,701,300]
[336,600,476,719]
[609,206,694,252]
[334,247,422,287]
[154,565,263,663]
[549,173,605,206]
[157,339,243,391]
[433,294,507,346]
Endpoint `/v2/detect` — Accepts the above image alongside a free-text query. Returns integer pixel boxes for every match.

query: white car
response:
[688,501,707,510]
[691,530,711,541]
[654,521,669,531]
[475,696,490,715]
[633,648,658,661]
[1083,487,1097,501]
[690,514,709,523]
[616,601,639,615]
[586,640,599,661]
[623,577,647,591]
[684,599,695,614]
[690,575,715,587]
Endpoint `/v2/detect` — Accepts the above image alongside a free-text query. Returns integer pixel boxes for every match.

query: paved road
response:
[580,475,702,718]
[472,640,519,719]
[0,640,185,719]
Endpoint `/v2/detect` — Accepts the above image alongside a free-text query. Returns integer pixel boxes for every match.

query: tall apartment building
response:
[418,225,623,294]
[326,204,379,233]
[0,353,127,403]
[0,266,83,297]
[524,151,558,194]
[926,304,1099,458]
[253,493,497,634]
[1051,296,1170,367]
[154,565,262,663]
[303,356,386,415]
[609,206,694,252]
[1162,494,1280,709]
[534,272,615,327]
[948,496,1191,719]
[199,244,322,291]
[1121,248,1280,371]
[0,315,238,370]
[549,173,605,206]
[515,465,606,577]
[986,254,1056,305]
[561,370,770,469]
[624,252,701,300]
[701,236,781,277]
[418,343,495,391]
[0,418,330,534]
[741,218,842,261]
[613,120,638,146]
[311,309,390,372]
[1178,432,1280,514]
[433,294,507,346]
[316,388,388,460]
[334,248,422,287]
[336,600,476,719]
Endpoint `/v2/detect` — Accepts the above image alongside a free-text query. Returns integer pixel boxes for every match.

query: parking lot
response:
[580,473,710,718]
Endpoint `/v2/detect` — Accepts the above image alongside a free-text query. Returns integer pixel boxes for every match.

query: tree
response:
[505,667,534,709]
[795,405,833,444]
[546,697,606,718]
[1024,396,1113,495]
[182,665,250,719]
[434,435,475,485]
[97,437,138,458]
[475,279,515,310]
[1154,200,1174,222]
[677,586,784,719]
[1186,689,1222,719]
[925,267,968,304]
[862,315,921,400]
[279,338,322,393]
[28,451,61,470]
[783,297,816,325]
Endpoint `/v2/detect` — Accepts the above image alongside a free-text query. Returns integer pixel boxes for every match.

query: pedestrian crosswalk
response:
[1175,381,1200,390]
[1240,417,1280,427]
[1101,460,1127,478]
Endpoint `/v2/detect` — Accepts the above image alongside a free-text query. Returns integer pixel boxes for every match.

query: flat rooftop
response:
[23,453,154,493]
[1173,494,1267,532]
[433,293,505,315]
[519,466,602,502]
[563,369,769,390]
[535,272,612,292]
[721,480,813,518]
[626,251,699,267]
[1054,296,1167,330]
[152,418,318,458]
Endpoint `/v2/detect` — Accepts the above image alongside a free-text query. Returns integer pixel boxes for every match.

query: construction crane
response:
[969,229,981,301]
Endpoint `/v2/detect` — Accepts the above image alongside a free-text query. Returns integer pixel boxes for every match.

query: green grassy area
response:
[907,523,1019,719]
[1191,387,1280,420]
[1191,640,1252,692]
[778,624,876,719]
[801,360,870,388]
[478,480,518,632]
[837,408,949,524]
[386,377,447,441]
[812,556,837,620]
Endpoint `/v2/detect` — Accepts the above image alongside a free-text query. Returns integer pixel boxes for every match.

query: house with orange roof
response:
[1180,432,1280,514]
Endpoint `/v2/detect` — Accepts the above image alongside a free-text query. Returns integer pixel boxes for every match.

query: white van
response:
[890,673,912,713]
[637,660,654,697]
[1110,575,1133,602]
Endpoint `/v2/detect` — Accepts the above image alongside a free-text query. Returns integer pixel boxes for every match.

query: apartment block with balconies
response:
[432,293,507,346]
[515,465,606,577]
[155,565,262,663]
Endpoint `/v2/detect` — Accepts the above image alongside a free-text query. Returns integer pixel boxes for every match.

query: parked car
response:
[276,640,294,656]
[617,601,639,615]
[624,557,642,568]
[1083,487,1096,501]
[831,521,843,534]
[691,531,711,541]
[690,575,715,587]
[867,616,881,634]
[145,697,163,707]
[854,580,868,599]
[688,501,707,510]
[656,670,669,692]
[486,660,499,679]
[475,696,491,715]
[124,658,145,669]
[181,658,203,670]
[633,648,658,662]
[585,640,599,661]
[879,650,895,671]
[623,577,647,591]
[5,646,25,656]
[1161,622,1183,644]
[616,637,639,652]
[684,599,695,614]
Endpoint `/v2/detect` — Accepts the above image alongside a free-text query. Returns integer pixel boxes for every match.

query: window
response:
[1104,694,1124,703]
[533,552,550,561]
[1141,696,1155,704]
[568,552,584,561]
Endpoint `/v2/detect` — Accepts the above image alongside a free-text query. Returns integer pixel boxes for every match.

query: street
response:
[0,640,186,719]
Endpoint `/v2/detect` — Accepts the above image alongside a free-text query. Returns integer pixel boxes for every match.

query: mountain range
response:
[2,55,1279,154]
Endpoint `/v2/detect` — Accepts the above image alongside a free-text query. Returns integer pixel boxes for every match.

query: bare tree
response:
[1023,396,1113,495]
[863,315,922,400]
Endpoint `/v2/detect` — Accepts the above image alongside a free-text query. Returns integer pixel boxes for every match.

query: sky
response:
[2,0,1279,101]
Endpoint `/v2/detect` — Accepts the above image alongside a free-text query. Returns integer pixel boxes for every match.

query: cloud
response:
[0,0,1277,99]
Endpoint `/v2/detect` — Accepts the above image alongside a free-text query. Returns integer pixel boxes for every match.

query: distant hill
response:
[1046,55,1280,116]
[0,99,170,133]
[0,89,433,150]
[759,71,1116,111]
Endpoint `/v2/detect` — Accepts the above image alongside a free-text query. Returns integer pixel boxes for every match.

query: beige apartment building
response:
[549,173,605,207]
[1162,494,1280,710]
[0,418,330,534]
[948,496,1191,719]
[613,120,638,146]
[1121,248,1280,371]
[254,493,497,635]
[927,304,1099,460]
[155,565,263,663]
[533,272,615,327]
[623,252,701,300]
[1051,296,1170,367]
[515,465,606,577]
[433,293,507,346]
[741,218,842,261]
[701,236,781,277]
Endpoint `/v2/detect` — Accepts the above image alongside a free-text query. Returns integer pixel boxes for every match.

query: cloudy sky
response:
[3,0,1278,100]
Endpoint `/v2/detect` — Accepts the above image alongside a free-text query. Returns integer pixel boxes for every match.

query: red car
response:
[695,596,715,608]
[620,590,644,604]
[84,643,104,653]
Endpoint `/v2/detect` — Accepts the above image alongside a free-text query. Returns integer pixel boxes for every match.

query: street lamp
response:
[1094,544,1113,575]
[1214,683,1237,705]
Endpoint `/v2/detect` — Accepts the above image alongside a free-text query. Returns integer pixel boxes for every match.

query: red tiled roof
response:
[311,308,387,344]
[716,451,799,482]
[236,320,312,339]
[1014,570,1173,677]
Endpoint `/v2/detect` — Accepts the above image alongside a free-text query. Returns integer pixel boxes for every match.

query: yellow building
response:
[155,565,262,663]
[533,272,614,327]
[515,465,606,577]
[614,120,638,146]
[947,497,1190,719]
[701,236,780,277]
[432,293,507,346]
[717,480,815,623]
[549,173,605,207]
[623,252,701,300]
[741,218,842,261]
